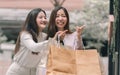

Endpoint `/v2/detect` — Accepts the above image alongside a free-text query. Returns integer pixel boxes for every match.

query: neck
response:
[39,28,42,32]
[58,28,64,31]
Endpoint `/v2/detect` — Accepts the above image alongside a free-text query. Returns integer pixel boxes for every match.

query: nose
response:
[58,16,63,20]
[42,18,47,22]
[43,18,47,24]
[42,18,46,21]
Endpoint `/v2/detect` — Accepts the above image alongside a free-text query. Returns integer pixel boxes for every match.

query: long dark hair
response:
[46,6,71,39]
[14,8,46,54]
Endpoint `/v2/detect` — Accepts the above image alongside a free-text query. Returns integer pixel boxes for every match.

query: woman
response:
[6,8,49,75]
[47,6,85,50]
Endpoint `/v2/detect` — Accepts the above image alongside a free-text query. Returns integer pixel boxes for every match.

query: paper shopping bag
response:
[76,50,101,75]
[46,45,101,75]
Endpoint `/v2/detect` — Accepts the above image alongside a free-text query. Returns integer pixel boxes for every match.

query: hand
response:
[76,25,85,39]
[58,30,68,40]
[53,30,68,40]
[109,15,114,22]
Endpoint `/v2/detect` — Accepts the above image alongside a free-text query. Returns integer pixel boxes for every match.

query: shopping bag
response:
[46,45,101,75]
[76,50,101,75]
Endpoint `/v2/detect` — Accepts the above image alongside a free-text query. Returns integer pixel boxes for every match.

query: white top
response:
[13,31,49,68]
[63,32,83,50]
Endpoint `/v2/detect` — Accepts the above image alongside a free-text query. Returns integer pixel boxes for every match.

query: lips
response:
[57,21,65,25]
[40,21,47,25]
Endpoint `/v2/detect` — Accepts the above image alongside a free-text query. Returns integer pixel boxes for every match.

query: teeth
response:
[57,22,64,24]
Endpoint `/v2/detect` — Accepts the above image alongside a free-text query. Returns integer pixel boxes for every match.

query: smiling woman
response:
[5,8,49,75]
[47,6,84,50]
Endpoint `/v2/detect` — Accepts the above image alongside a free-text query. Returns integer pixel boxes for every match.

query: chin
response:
[40,24,46,27]
[58,26,64,29]
[41,26,46,29]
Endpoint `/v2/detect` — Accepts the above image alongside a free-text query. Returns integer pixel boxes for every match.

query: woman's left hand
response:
[76,25,85,39]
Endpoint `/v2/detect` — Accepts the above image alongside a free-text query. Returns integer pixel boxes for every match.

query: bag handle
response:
[57,34,85,50]
[57,35,61,48]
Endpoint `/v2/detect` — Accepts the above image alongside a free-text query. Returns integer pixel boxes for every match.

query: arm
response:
[75,25,85,50]
[108,15,114,45]
[74,32,84,50]
[20,31,48,52]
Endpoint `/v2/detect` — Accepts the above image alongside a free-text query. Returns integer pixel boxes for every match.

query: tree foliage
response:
[69,0,109,55]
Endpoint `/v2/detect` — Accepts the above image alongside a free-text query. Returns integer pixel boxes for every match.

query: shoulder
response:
[20,31,32,38]
[38,32,47,38]
[42,32,47,37]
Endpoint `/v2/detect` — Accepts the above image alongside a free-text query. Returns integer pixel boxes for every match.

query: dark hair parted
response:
[14,8,46,54]
[22,8,46,42]
[46,6,71,39]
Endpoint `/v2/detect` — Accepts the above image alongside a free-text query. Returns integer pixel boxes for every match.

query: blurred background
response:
[0,0,109,75]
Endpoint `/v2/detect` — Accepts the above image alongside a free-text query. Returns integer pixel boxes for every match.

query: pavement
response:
[0,59,11,75]
[100,57,108,75]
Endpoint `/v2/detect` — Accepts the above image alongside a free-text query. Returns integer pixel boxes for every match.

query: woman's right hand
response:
[53,30,68,40]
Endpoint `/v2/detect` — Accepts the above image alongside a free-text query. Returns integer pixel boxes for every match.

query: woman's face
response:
[36,11,47,31]
[55,9,67,31]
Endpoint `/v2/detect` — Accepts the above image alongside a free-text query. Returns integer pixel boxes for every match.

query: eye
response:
[44,16,47,19]
[38,16,47,19]
[62,14,66,17]
[39,16,43,19]
[56,15,59,18]
[62,15,66,17]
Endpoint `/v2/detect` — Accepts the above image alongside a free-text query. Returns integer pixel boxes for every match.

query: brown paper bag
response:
[46,45,101,75]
